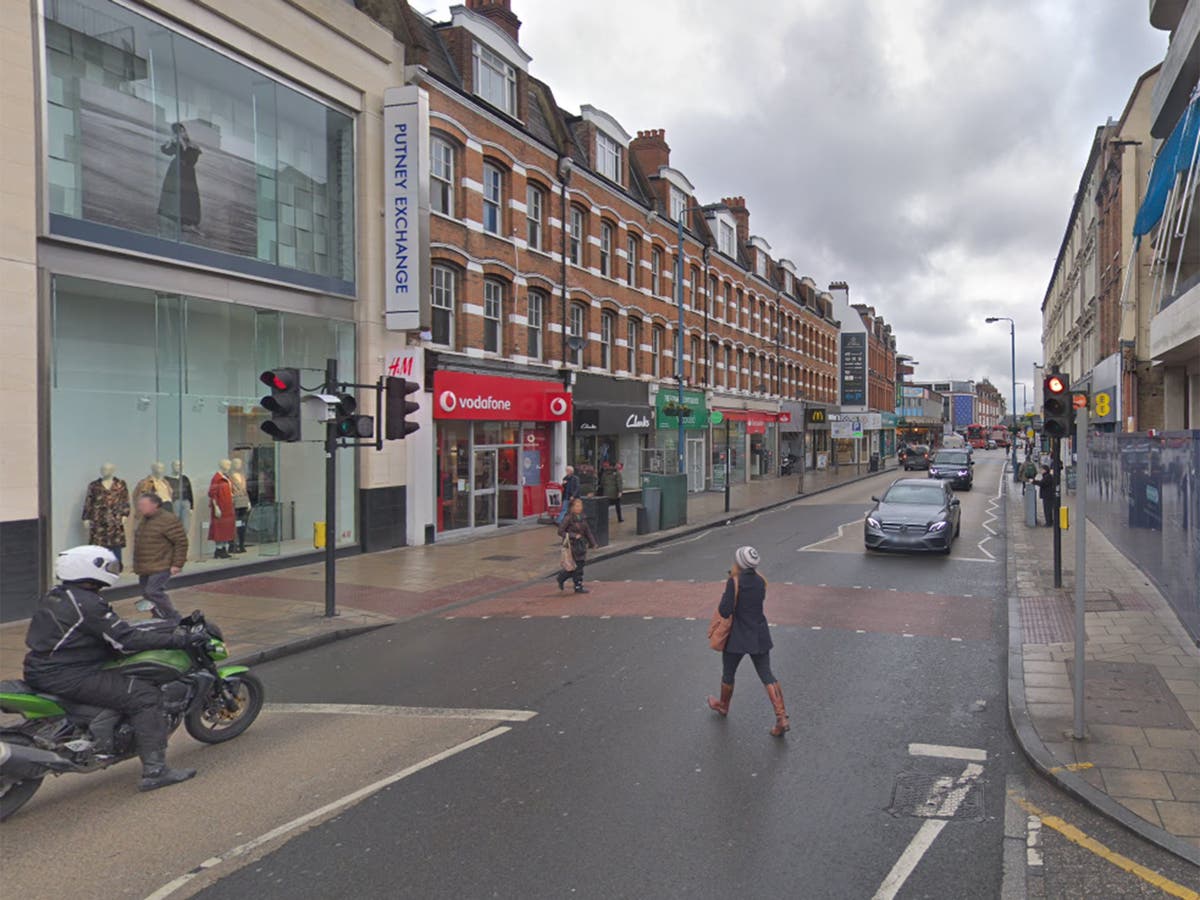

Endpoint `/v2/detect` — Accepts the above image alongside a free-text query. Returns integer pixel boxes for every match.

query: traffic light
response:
[260,368,301,442]
[1042,373,1070,439]
[385,377,420,439]
[332,393,374,439]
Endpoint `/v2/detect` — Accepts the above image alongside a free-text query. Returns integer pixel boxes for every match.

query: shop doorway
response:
[472,448,497,528]
[686,437,705,492]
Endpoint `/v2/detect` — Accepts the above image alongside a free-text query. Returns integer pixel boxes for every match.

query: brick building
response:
[371,0,846,538]
[974,379,1004,428]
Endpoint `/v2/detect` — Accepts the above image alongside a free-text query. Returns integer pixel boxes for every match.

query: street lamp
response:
[985,316,1018,482]
[674,206,709,476]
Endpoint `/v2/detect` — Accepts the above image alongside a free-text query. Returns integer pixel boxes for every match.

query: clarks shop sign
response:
[576,406,653,433]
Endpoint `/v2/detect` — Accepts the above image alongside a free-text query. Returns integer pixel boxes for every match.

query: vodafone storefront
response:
[433,371,572,533]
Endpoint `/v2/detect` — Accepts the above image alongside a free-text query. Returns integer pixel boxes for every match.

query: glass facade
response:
[44,0,355,294]
[50,275,356,582]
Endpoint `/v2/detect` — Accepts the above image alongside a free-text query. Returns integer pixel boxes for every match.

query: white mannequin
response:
[229,458,251,553]
[135,461,173,504]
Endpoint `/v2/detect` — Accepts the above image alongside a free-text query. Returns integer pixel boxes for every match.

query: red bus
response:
[965,424,987,449]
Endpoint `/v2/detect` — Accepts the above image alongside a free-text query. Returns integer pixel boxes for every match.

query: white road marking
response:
[1026,815,1044,867]
[144,727,513,900]
[520,615,532,619]
[873,762,984,899]
[908,743,988,762]
[974,467,1005,559]
[797,517,864,552]
[263,703,537,723]
[600,614,612,619]
[636,550,663,555]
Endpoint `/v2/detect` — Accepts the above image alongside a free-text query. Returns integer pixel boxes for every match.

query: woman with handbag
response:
[555,498,598,594]
[706,546,790,736]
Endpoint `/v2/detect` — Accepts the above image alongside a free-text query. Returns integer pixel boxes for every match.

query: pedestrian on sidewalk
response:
[557,466,580,525]
[599,461,624,523]
[706,546,790,737]
[1020,457,1039,496]
[1036,465,1056,526]
[132,493,188,620]
[555,498,598,594]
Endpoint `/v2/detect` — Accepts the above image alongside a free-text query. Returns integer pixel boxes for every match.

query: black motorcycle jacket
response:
[24,583,189,678]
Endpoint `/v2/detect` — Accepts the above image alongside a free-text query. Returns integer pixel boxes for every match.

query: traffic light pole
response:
[324,357,338,618]
[1052,435,1063,589]
[1073,401,1089,740]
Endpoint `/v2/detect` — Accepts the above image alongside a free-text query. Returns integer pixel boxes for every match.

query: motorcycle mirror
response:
[135,600,154,612]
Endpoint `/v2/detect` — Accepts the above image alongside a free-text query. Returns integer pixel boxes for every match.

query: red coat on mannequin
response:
[208,472,236,543]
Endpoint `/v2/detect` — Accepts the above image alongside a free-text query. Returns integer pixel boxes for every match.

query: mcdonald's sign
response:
[806,408,828,424]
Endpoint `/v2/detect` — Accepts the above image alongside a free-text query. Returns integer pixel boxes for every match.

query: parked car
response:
[903,444,931,470]
[986,439,998,450]
[864,479,961,555]
[928,449,974,490]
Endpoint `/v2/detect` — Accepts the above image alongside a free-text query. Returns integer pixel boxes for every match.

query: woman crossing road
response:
[706,546,790,736]
[555,498,598,594]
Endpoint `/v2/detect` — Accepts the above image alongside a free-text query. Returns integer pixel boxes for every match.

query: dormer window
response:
[473,42,517,116]
[756,252,768,278]
[596,131,621,182]
[718,221,735,256]
[669,187,687,223]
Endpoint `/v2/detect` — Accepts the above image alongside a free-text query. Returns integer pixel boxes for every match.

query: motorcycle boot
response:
[86,708,120,756]
[138,750,196,792]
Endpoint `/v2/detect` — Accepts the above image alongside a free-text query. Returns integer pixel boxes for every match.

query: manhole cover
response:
[482,554,521,561]
[1065,661,1192,729]
[889,773,984,821]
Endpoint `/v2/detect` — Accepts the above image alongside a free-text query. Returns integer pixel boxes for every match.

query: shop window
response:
[431,137,455,217]
[626,234,639,286]
[42,0,354,293]
[483,279,504,353]
[49,274,355,578]
[569,207,585,266]
[600,222,613,277]
[473,42,517,116]
[569,303,585,366]
[526,184,543,249]
[483,163,503,235]
[651,249,662,296]
[651,326,663,378]
[431,265,456,347]
[526,291,544,360]
[627,319,640,375]
[600,312,614,371]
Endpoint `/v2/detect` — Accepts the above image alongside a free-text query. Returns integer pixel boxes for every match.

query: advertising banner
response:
[383,86,430,331]
[840,332,867,408]
[432,371,572,422]
[655,389,708,429]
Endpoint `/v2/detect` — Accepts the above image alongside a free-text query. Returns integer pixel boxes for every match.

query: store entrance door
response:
[472,448,497,529]
[497,446,520,524]
[686,437,705,492]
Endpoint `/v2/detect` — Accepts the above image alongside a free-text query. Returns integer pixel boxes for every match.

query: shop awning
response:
[715,409,789,434]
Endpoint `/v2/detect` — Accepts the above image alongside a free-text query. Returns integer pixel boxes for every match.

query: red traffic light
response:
[1045,375,1066,394]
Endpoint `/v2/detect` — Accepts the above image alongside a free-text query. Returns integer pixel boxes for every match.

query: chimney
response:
[465,0,521,43]
[630,129,670,174]
[721,196,749,247]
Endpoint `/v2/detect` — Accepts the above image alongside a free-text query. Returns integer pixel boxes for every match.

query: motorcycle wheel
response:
[0,737,43,823]
[185,673,264,744]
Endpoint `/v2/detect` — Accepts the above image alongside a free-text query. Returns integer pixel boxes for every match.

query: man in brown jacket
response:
[133,493,188,620]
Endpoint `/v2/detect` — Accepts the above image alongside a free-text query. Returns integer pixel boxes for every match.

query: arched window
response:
[600,311,615,371]
[600,222,614,277]
[627,318,640,375]
[430,136,455,217]
[483,278,504,353]
[526,290,545,361]
[569,206,585,266]
[569,303,586,366]
[482,163,503,235]
[430,264,456,347]
[526,183,544,249]
[651,325,664,378]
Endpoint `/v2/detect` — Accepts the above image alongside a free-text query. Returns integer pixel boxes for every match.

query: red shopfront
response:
[715,409,789,480]
[434,371,572,533]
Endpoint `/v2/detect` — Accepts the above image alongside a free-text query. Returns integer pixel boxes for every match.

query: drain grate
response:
[482,554,522,561]
[889,773,985,821]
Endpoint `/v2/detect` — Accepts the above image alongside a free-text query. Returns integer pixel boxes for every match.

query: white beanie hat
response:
[735,546,760,570]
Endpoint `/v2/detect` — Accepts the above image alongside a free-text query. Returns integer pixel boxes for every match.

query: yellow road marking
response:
[1007,791,1199,899]
[1047,762,1095,774]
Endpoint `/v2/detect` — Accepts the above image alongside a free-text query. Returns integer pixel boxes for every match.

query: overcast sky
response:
[431,0,1166,413]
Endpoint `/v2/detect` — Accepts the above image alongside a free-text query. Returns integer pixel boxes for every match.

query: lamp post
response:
[674,206,710,476]
[986,316,1018,482]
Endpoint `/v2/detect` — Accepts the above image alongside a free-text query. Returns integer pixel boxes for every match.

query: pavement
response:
[1005,469,1200,864]
[0,461,886,682]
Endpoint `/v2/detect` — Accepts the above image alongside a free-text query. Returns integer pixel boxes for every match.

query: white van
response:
[941,433,966,449]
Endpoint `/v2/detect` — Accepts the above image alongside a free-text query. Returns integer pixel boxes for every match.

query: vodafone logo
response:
[549,396,568,417]
[439,390,512,413]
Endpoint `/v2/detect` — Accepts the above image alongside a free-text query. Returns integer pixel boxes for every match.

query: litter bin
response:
[642,473,687,529]
[581,496,609,548]
[638,487,663,535]
[869,453,880,472]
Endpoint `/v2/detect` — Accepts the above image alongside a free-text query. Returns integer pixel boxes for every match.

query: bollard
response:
[1024,486,1038,528]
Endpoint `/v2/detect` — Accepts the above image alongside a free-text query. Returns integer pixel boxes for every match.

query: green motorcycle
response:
[0,610,263,821]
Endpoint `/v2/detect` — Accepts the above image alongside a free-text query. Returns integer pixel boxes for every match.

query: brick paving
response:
[1009,482,1200,851]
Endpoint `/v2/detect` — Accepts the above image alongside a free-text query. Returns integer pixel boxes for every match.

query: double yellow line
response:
[1008,791,1199,899]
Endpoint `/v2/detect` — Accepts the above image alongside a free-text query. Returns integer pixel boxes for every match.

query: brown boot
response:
[707,682,733,716]
[766,682,790,736]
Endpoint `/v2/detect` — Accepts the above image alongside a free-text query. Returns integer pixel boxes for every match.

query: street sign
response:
[709,410,724,426]
[1092,391,1112,419]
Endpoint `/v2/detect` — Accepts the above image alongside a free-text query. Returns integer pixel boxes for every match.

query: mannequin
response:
[166,460,194,538]
[82,463,130,563]
[229,458,252,554]
[208,459,236,559]
[134,462,174,513]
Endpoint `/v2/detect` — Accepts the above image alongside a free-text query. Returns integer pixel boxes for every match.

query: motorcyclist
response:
[23,545,200,792]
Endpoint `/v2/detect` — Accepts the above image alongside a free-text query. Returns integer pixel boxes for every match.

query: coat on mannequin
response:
[82,463,130,562]
[134,462,174,514]
[166,460,194,537]
[229,458,252,554]
[208,459,236,557]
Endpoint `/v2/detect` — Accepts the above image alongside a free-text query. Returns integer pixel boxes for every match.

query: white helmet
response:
[55,545,122,587]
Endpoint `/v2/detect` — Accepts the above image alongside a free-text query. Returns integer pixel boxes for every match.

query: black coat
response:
[717,571,773,655]
[1038,471,1056,499]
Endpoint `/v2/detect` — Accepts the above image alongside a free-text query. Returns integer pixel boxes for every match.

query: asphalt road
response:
[10,451,1196,898]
